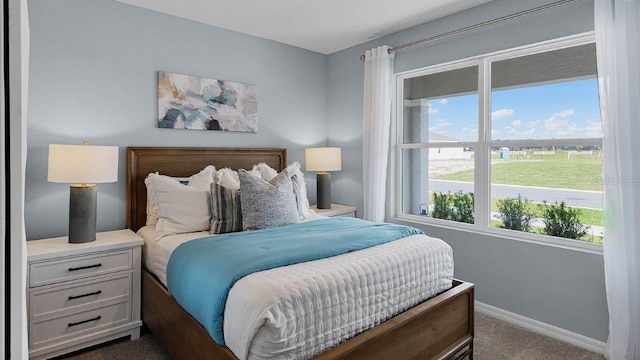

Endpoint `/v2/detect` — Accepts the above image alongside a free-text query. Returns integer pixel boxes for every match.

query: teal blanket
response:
[166,217,423,345]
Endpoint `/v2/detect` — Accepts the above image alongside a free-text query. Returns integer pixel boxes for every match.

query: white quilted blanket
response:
[223,234,453,360]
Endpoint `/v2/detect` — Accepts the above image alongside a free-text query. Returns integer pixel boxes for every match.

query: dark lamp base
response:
[69,185,98,243]
[317,173,332,209]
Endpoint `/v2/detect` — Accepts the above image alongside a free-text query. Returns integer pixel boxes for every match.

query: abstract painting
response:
[158,71,258,132]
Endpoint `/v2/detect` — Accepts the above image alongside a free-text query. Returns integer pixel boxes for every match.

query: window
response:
[395,35,603,249]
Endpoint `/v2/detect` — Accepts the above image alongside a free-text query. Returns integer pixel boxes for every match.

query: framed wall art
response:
[158,71,258,132]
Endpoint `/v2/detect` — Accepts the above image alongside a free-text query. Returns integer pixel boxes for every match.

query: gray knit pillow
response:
[238,169,300,230]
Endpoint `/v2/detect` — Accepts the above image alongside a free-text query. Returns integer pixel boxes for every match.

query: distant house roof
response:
[429,132,458,142]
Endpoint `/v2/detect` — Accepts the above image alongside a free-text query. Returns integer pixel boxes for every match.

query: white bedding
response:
[138,226,209,287]
[138,218,453,360]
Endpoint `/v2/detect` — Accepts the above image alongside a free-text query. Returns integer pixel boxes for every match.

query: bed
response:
[126,146,474,360]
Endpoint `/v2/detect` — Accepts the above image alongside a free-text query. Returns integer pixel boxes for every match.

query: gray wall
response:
[26,0,328,240]
[327,0,608,342]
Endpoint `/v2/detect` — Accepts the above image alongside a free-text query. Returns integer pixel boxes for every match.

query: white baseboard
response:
[475,301,607,355]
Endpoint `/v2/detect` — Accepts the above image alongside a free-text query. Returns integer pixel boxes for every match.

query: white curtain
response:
[362,45,395,222]
[7,0,30,358]
[594,1,640,359]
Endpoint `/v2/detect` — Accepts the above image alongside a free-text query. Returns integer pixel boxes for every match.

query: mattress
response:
[138,220,454,360]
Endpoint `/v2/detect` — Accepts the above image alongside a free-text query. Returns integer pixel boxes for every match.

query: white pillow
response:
[285,161,311,219]
[145,165,215,226]
[251,163,278,181]
[215,167,241,191]
[145,173,213,241]
[215,167,262,190]
[153,188,211,241]
[187,165,217,189]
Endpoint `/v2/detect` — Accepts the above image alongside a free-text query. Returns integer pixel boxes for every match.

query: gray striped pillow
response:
[210,183,243,234]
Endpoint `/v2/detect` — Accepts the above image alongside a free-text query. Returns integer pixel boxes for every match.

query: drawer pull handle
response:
[68,290,102,300]
[68,263,102,272]
[68,316,101,327]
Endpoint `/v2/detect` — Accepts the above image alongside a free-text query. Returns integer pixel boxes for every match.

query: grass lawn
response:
[435,150,603,191]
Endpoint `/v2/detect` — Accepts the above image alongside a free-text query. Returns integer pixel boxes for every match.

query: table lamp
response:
[48,142,119,243]
[305,147,341,209]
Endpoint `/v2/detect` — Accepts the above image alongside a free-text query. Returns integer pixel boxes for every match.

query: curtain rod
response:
[359,0,580,62]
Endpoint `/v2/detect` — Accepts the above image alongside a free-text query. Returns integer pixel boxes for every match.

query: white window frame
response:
[392,32,603,254]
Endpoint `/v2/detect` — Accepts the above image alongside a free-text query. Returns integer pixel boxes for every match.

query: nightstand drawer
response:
[30,301,131,348]
[30,273,131,319]
[30,250,132,287]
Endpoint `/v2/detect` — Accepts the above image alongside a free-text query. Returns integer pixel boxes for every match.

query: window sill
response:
[393,213,603,255]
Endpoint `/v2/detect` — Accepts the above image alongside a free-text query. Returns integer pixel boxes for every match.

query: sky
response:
[425,78,603,142]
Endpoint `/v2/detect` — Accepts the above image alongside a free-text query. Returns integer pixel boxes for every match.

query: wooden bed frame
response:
[126,146,475,360]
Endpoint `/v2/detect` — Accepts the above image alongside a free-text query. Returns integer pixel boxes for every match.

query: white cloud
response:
[584,119,603,138]
[491,109,515,120]
[504,125,535,138]
[428,107,440,114]
[439,99,448,105]
[459,126,479,141]
[544,120,565,132]
[526,120,540,128]
[437,119,454,127]
[554,109,575,118]
[512,120,522,127]
[543,109,575,135]
[429,126,440,131]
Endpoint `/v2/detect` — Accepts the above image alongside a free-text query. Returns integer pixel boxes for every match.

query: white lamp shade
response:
[305,147,342,172]
[48,144,119,184]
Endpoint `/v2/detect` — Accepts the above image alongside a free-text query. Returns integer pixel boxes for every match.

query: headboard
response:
[126,147,286,232]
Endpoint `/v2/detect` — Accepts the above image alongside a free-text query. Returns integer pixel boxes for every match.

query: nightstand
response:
[310,203,357,218]
[27,229,143,360]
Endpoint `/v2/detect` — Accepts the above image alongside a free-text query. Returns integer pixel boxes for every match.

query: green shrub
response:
[431,191,474,223]
[539,201,590,239]
[496,194,533,232]
[432,192,451,220]
[450,191,475,224]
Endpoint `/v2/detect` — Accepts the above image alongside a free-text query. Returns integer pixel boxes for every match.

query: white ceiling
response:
[116,0,495,54]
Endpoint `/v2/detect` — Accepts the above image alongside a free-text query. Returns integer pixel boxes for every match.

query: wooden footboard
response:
[142,269,237,360]
[142,269,474,360]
